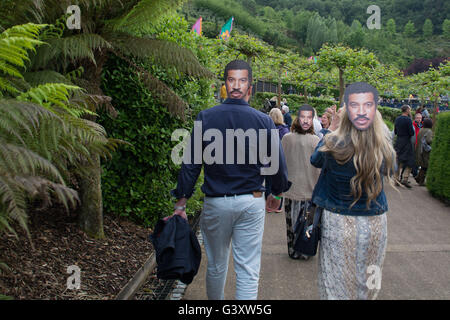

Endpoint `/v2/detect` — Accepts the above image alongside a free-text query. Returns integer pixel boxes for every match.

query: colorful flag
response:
[220,17,234,41]
[192,17,202,36]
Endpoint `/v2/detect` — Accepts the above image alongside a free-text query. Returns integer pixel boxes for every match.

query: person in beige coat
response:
[281,104,321,260]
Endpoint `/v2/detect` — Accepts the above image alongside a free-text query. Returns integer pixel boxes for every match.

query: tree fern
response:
[13,1,212,118]
[0,23,120,239]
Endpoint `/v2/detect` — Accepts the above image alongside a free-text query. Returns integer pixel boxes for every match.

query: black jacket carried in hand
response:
[150,215,201,284]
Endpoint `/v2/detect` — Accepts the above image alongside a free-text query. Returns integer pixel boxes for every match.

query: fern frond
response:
[111,35,213,79]
[24,70,72,86]
[0,142,66,184]
[0,77,19,97]
[0,175,28,238]
[0,23,47,40]
[31,33,112,69]
[113,50,187,119]
[0,99,56,145]
[16,83,92,117]
[111,0,186,32]
[0,23,46,96]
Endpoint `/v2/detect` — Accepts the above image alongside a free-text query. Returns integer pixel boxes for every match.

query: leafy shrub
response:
[99,56,208,227]
[378,106,402,123]
[426,112,450,202]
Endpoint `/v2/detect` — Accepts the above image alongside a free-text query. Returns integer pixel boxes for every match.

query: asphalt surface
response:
[183,180,450,300]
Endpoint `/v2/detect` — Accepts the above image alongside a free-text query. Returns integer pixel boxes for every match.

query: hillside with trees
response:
[182,0,450,69]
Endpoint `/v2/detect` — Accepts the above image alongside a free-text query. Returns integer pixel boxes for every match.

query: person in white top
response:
[313,107,323,139]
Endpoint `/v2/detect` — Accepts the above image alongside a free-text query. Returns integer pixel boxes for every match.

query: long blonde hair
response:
[269,108,284,125]
[320,107,396,208]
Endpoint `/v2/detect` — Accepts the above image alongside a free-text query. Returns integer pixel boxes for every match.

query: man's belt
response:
[207,191,263,198]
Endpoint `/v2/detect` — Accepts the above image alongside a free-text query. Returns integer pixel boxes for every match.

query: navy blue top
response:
[276,124,290,140]
[310,136,388,216]
[394,116,414,137]
[283,112,292,128]
[171,99,290,198]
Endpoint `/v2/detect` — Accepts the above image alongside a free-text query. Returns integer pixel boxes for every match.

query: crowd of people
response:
[169,60,435,301]
[393,104,434,188]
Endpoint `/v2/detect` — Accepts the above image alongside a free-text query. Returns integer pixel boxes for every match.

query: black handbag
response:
[293,203,323,257]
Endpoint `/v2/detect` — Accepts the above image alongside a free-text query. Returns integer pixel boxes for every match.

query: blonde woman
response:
[269,108,290,139]
[320,112,332,135]
[311,82,396,300]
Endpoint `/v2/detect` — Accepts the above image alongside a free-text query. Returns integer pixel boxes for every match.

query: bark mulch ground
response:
[0,207,153,300]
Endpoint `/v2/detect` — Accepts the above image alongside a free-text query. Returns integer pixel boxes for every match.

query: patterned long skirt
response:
[318,209,388,300]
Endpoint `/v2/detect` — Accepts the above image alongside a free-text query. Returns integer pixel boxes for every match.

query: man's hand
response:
[266,194,281,211]
[172,207,187,221]
[165,198,188,221]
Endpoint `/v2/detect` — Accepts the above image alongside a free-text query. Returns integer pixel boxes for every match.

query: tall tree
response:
[442,19,450,39]
[423,19,433,38]
[318,45,379,105]
[0,23,115,240]
[386,18,397,36]
[404,20,416,37]
[6,0,213,238]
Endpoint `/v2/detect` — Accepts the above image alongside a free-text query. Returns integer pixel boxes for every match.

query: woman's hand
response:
[328,104,344,132]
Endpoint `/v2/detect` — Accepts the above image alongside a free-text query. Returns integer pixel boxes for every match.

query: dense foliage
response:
[184,0,449,69]
[99,15,214,227]
[427,112,450,202]
[0,23,119,239]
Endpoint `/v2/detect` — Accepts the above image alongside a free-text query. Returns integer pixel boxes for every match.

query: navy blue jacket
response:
[283,112,292,128]
[150,215,201,284]
[310,138,388,216]
[276,124,290,140]
[171,98,290,198]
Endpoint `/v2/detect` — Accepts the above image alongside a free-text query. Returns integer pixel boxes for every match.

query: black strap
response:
[312,207,323,229]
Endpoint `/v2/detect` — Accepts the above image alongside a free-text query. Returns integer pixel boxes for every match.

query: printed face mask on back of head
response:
[344,82,379,131]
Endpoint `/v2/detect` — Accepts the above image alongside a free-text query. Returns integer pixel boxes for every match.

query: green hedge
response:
[426,112,450,202]
[378,106,402,123]
[98,57,206,227]
[250,92,336,115]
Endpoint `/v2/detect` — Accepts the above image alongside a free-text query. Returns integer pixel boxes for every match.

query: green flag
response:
[220,17,234,41]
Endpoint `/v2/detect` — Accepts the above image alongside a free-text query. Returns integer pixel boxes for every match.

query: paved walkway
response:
[183,181,450,300]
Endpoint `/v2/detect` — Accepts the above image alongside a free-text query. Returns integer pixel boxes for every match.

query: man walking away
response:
[170,60,290,300]
[394,105,415,188]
